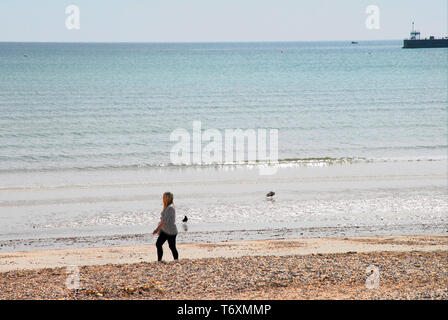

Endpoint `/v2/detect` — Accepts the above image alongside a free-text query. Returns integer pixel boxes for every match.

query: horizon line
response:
[0,39,403,44]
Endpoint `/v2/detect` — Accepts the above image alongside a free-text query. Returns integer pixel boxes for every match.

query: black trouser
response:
[156,231,178,261]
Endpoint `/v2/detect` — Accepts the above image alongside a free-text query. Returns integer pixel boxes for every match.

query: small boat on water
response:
[351,41,358,44]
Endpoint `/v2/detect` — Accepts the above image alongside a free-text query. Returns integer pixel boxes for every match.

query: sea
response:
[0,41,447,251]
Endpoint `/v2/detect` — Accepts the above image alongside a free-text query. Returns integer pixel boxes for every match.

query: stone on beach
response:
[0,250,446,300]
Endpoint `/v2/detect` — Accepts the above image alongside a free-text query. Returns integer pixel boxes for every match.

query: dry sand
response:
[0,235,446,272]
[0,235,447,300]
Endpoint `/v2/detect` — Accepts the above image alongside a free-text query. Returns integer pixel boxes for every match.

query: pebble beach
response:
[0,236,447,300]
[1,5,447,304]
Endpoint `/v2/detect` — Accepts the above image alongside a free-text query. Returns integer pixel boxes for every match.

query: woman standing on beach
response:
[153,192,179,261]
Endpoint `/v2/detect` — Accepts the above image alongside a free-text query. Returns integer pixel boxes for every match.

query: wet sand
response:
[2,160,446,252]
[0,235,446,299]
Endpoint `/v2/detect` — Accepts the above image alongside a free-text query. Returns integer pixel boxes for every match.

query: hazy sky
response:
[0,0,446,42]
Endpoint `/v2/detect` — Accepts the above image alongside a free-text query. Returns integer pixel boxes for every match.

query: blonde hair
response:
[163,192,174,211]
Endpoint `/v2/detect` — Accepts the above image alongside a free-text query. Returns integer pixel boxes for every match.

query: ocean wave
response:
[0,156,446,174]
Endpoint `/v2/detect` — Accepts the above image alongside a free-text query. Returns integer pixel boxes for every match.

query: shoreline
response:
[2,159,446,251]
[0,234,447,300]
[1,234,446,272]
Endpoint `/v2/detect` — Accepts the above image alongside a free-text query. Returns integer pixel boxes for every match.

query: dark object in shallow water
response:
[182,216,188,222]
[266,191,275,198]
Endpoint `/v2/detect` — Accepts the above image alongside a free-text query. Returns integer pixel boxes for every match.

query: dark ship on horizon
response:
[403,22,448,48]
